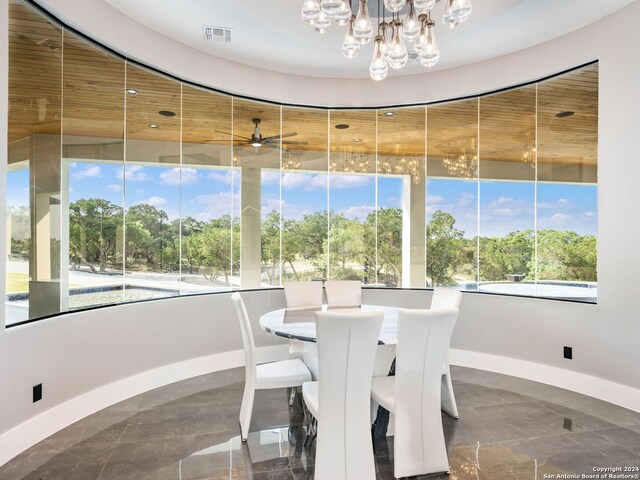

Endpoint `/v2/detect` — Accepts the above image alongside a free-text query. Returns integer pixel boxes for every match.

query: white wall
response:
[1,0,639,467]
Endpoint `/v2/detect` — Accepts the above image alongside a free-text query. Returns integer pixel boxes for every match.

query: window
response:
[4,0,599,326]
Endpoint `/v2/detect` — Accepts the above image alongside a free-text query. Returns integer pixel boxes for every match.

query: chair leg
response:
[289,386,296,406]
[441,368,459,419]
[239,381,255,441]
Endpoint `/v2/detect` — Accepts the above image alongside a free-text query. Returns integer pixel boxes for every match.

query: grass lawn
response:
[6,272,28,293]
[6,272,79,294]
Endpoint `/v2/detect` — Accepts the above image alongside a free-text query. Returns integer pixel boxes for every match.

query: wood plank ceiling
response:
[8,0,598,167]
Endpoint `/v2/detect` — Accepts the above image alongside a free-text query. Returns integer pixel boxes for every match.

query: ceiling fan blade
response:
[262,132,298,141]
[213,130,252,141]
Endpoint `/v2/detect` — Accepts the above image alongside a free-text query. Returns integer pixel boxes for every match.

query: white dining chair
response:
[324,280,362,307]
[283,282,323,362]
[302,310,384,480]
[231,292,312,441]
[371,307,459,478]
[430,287,463,419]
[283,281,324,310]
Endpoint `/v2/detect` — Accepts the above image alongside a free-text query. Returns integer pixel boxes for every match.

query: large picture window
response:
[5,0,599,326]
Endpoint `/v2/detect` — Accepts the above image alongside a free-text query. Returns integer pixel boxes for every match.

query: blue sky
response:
[5,163,596,237]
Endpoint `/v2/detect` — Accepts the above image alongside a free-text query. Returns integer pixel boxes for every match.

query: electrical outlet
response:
[33,383,42,403]
[563,346,573,360]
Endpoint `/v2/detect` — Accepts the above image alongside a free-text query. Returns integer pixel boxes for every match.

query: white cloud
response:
[329,175,373,189]
[426,194,444,204]
[457,192,476,207]
[72,165,101,180]
[584,211,596,218]
[208,171,234,185]
[107,184,122,192]
[117,165,148,182]
[538,198,572,210]
[262,171,280,185]
[340,204,375,220]
[495,196,514,206]
[160,167,198,186]
[142,196,167,207]
[550,213,572,223]
[195,191,239,221]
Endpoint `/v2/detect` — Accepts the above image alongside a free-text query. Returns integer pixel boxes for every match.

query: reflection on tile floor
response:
[1,366,639,479]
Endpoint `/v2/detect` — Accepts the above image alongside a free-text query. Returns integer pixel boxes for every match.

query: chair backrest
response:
[324,280,362,307]
[230,292,256,379]
[283,281,323,309]
[315,310,383,480]
[430,287,462,310]
[394,307,460,477]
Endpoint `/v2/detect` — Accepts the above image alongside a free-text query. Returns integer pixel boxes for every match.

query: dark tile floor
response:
[1,366,639,479]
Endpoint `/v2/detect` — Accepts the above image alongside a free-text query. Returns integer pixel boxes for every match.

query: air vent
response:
[202,25,233,44]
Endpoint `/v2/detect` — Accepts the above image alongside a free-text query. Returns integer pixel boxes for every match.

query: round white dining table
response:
[259,304,400,345]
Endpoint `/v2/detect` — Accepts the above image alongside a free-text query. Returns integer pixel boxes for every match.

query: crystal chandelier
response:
[442,143,477,179]
[301,0,473,81]
[330,150,371,173]
[521,143,536,168]
[379,156,422,184]
[283,150,303,170]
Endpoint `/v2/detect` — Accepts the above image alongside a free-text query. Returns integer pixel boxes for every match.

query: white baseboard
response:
[0,344,289,467]
[450,348,640,413]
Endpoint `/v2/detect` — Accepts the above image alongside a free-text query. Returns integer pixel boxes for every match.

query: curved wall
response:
[1,0,640,467]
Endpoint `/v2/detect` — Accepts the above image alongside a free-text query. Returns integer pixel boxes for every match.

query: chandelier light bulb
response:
[353,0,374,44]
[315,10,332,33]
[342,15,361,58]
[402,1,420,42]
[384,0,407,14]
[414,0,436,13]
[420,18,440,67]
[379,21,391,59]
[333,0,352,25]
[301,0,321,23]
[321,0,343,16]
[449,0,472,22]
[370,36,389,81]
[388,20,408,69]
[414,15,427,53]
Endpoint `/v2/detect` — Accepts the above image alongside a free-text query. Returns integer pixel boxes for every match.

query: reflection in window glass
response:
[427,99,479,289]
[536,183,597,301]
[376,176,404,287]
[6,167,30,325]
[181,86,235,294]
[426,179,478,288]
[479,86,536,296]
[4,0,602,330]
[64,30,125,311]
[124,63,181,301]
[329,111,376,283]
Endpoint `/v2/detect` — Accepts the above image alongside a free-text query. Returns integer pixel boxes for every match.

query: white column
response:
[402,174,426,288]
[240,160,262,289]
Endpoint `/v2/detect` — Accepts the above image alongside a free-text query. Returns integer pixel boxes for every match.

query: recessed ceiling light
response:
[556,111,575,118]
[148,123,159,129]
[159,110,176,117]
[335,124,350,129]
[384,111,395,117]
[126,89,140,96]
[353,138,362,143]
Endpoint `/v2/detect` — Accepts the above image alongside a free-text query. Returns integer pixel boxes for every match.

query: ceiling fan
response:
[212,118,307,149]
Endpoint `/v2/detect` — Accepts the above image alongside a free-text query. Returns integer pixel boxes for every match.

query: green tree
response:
[479,230,534,281]
[537,230,596,281]
[361,208,403,286]
[69,198,123,272]
[426,210,469,286]
[261,210,281,285]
